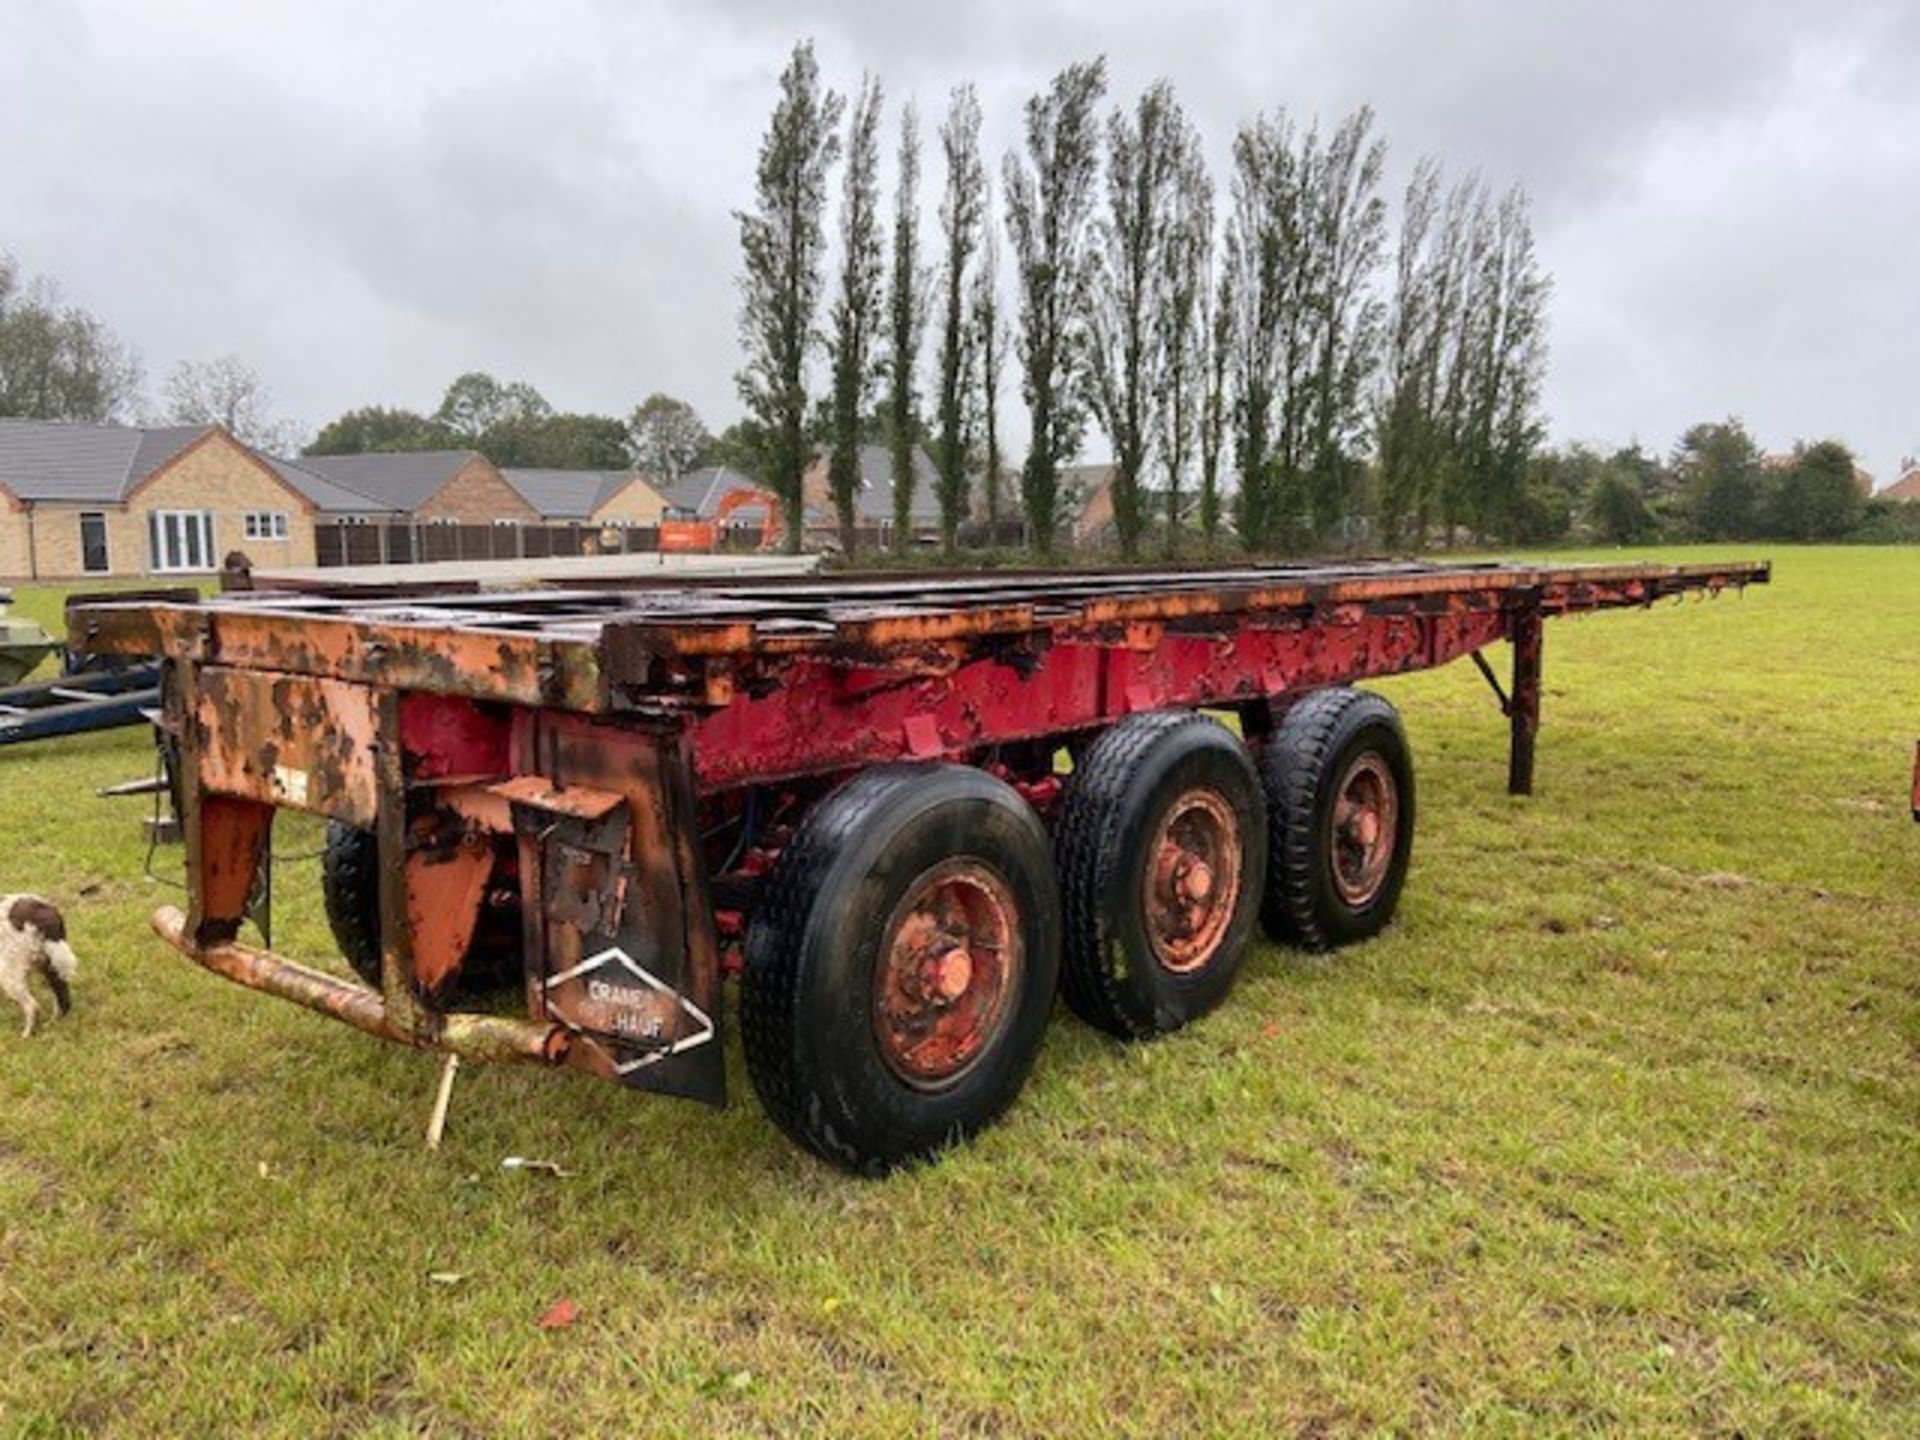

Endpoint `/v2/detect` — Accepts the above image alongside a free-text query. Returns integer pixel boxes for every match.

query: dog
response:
[0,895,79,1037]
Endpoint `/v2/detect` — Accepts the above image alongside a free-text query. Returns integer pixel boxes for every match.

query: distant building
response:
[1880,457,1920,502]
[0,419,333,579]
[499,468,667,528]
[280,450,540,524]
[801,443,942,545]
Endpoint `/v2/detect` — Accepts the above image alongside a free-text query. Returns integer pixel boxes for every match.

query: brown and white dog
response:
[0,895,79,1037]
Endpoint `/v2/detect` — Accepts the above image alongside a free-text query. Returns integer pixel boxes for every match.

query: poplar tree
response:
[1087,81,1183,559]
[886,103,929,551]
[1003,59,1107,557]
[735,41,843,553]
[933,85,986,552]
[825,75,885,555]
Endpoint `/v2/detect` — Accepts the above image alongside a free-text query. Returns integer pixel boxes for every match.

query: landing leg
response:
[1508,598,1543,797]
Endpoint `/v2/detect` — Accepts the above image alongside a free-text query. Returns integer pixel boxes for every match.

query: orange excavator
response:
[658,485,781,553]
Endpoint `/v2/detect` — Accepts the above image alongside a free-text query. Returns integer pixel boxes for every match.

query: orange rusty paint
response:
[406,827,497,994]
[187,794,272,946]
[487,774,628,820]
[168,610,603,711]
[152,905,569,1064]
[194,667,381,824]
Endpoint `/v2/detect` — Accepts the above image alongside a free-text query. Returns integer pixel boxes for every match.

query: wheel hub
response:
[1331,751,1398,906]
[1144,788,1243,975]
[873,860,1022,1088]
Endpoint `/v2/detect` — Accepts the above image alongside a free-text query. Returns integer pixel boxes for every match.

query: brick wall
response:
[415,456,541,524]
[22,433,319,579]
[591,476,667,526]
[0,496,30,579]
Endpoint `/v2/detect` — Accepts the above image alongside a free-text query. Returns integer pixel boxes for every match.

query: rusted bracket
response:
[1470,648,1512,716]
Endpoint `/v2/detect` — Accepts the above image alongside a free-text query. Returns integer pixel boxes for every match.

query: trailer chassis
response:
[75,558,1768,1168]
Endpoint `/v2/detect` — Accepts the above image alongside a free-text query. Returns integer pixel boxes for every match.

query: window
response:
[243,511,289,541]
[78,512,110,574]
[148,510,215,573]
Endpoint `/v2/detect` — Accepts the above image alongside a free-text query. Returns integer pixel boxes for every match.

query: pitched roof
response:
[264,457,404,516]
[500,468,654,521]
[664,466,768,519]
[286,451,477,511]
[848,444,942,524]
[1881,467,1920,501]
[0,419,214,503]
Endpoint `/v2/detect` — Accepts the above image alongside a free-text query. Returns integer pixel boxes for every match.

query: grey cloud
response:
[3,0,1915,478]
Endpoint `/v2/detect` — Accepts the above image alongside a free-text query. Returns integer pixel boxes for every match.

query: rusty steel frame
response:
[75,557,1769,1088]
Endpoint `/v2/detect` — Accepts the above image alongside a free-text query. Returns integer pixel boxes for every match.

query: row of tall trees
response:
[733,45,1551,559]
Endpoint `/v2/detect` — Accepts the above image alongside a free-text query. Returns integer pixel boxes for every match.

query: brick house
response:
[500,468,668,529]
[0,419,351,579]
[281,450,540,524]
[1880,458,1920,502]
[799,443,942,545]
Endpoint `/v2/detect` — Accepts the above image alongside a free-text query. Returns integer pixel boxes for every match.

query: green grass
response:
[2,546,1916,1436]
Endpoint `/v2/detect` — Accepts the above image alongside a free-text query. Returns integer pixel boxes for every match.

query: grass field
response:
[1,546,1916,1436]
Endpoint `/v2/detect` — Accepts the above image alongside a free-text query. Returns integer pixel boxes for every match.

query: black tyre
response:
[320,822,521,991]
[1259,687,1415,950]
[321,822,386,986]
[741,764,1061,1175]
[1055,711,1268,1039]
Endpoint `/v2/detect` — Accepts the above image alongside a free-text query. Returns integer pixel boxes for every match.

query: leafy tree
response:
[435,372,550,441]
[626,393,710,481]
[304,406,452,456]
[1764,440,1862,540]
[1087,81,1184,560]
[933,84,986,553]
[705,417,771,480]
[736,40,843,553]
[825,76,886,554]
[1156,105,1212,555]
[162,355,304,453]
[1197,258,1232,544]
[1587,469,1656,544]
[973,222,1009,533]
[1449,185,1549,542]
[1298,109,1387,546]
[1674,418,1763,539]
[1004,59,1107,557]
[1223,112,1297,549]
[886,103,929,551]
[1376,167,1548,546]
[0,253,141,422]
[484,411,630,469]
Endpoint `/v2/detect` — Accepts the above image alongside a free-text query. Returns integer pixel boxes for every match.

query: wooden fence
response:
[314,522,668,569]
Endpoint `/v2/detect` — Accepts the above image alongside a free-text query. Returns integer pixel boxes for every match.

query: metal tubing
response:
[151,905,569,1065]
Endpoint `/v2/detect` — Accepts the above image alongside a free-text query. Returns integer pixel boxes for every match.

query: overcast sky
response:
[4,0,1917,481]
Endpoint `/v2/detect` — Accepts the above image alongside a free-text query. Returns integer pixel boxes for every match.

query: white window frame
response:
[243,510,289,541]
[149,509,216,573]
[78,511,111,574]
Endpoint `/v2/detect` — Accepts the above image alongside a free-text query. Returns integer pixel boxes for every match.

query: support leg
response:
[1508,598,1543,797]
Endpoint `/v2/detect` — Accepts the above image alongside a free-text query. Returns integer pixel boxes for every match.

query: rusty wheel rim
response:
[872,859,1023,1089]
[1144,788,1243,975]
[1331,752,1398,907]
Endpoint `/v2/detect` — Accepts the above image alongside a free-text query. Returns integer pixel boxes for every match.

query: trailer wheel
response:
[1260,688,1415,950]
[322,822,385,986]
[1054,711,1267,1039]
[741,764,1061,1175]
[320,822,521,992]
